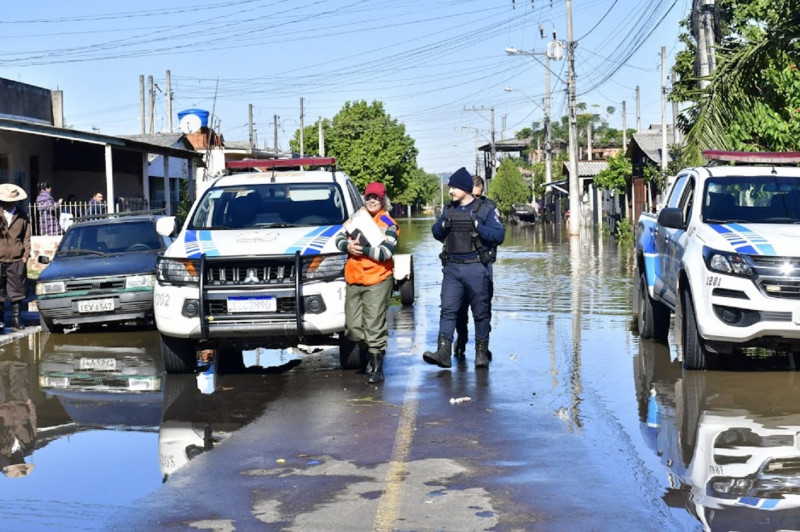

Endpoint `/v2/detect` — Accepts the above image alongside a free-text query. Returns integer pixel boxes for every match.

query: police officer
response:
[453,174,498,359]
[423,167,505,369]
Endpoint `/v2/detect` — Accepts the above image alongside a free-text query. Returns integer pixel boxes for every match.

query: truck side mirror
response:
[657,207,684,229]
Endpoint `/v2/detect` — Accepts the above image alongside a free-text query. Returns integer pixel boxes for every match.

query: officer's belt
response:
[444,255,482,264]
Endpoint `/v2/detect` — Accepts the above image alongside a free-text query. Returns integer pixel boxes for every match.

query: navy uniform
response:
[454,176,499,358]
[423,168,505,369]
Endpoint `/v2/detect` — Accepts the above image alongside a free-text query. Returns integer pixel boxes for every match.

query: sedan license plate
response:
[227,296,276,313]
[77,298,115,313]
[79,358,117,371]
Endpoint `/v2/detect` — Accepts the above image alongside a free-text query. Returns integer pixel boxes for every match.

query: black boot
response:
[454,334,467,358]
[475,339,490,368]
[10,302,22,331]
[423,336,452,368]
[367,352,385,383]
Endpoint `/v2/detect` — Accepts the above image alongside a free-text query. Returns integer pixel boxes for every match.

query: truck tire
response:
[398,277,414,306]
[161,334,196,374]
[681,288,708,370]
[338,334,365,370]
[637,273,670,341]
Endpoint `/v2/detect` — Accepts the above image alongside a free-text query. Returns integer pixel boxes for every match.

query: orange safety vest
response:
[344,210,397,286]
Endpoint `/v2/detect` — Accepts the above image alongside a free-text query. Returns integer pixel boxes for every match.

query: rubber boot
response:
[475,339,490,368]
[454,334,467,358]
[367,352,385,383]
[10,302,22,331]
[423,336,452,368]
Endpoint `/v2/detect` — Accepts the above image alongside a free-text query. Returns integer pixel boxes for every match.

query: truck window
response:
[666,175,688,209]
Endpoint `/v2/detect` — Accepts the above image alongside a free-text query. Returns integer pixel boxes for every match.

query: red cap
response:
[365,182,386,199]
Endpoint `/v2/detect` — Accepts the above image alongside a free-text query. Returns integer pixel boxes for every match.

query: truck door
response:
[657,175,694,308]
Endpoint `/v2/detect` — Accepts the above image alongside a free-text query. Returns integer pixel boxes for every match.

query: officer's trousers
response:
[455,263,493,340]
[438,261,491,342]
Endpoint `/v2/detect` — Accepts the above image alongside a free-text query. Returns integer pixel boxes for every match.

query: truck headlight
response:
[36,281,66,295]
[702,247,753,278]
[157,258,200,286]
[303,253,347,280]
[126,274,156,289]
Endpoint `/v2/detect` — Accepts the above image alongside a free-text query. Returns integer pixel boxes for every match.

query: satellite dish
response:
[179,114,202,134]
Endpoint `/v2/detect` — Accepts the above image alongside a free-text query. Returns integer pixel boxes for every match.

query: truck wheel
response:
[161,334,196,374]
[681,288,708,370]
[338,335,365,370]
[399,277,414,306]
[637,273,670,341]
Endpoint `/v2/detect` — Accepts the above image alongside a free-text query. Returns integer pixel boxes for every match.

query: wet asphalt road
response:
[2,219,800,531]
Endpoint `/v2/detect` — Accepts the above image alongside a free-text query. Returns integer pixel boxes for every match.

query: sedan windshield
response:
[188,183,347,229]
[703,176,800,224]
[57,221,162,256]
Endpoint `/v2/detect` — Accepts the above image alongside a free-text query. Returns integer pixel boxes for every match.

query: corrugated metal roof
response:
[122,133,186,148]
[560,160,609,177]
[627,126,675,164]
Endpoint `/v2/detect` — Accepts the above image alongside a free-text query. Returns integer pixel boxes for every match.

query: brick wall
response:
[30,235,60,275]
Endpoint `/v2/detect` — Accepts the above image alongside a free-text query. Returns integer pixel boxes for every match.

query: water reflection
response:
[38,331,163,428]
[0,340,37,478]
[635,340,800,530]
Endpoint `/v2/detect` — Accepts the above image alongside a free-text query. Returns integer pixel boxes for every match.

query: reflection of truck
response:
[633,151,800,369]
[635,341,800,531]
[154,157,414,373]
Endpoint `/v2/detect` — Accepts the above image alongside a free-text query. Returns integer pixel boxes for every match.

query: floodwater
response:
[1,218,799,531]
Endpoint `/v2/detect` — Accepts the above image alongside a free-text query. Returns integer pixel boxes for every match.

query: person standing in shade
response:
[453,174,500,359]
[0,184,31,332]
[35,182,60,236]
[335,182,398,383]
[423,167,504,369]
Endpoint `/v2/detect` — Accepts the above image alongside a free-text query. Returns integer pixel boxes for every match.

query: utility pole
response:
[464,106,496,179]
[636,86,641,132]
[166,70,172,133]
[148,75,155,135]
[622,100,627,148]
[661,46,668,173]
[299,97,304,158]
[139,75,145,135]
[248,104,254,152]
[566,0,580,237]
[318,117,325,156]
[274,115,279,151]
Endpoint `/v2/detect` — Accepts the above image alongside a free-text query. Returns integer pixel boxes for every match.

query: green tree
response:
[394,168,440,210]
[291,101,418,199]
[672,0,800,162]
[487,158,530,217]
[594,152,632,195]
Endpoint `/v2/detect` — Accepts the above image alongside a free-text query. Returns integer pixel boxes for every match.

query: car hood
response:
[168,226,343,258]
[38,251,160,282]
[701,223,800,257]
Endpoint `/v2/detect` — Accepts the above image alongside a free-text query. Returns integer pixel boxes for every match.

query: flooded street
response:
[2,218,800,531]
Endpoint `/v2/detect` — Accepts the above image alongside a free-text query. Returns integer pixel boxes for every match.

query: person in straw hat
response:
[0,184,31,332]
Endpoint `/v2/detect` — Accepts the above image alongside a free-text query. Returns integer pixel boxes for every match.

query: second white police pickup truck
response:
[634,151,800,370]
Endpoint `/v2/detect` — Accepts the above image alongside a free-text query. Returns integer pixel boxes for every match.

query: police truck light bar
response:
[702,151,800,165]
[226,157,336,170]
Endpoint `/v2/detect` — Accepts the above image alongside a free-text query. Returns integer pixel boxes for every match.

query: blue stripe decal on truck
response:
[710,223,775,255]
[285,225,341,255]
[184,230,220,258]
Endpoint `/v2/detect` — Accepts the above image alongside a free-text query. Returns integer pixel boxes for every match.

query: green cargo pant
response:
[344,276,393,355]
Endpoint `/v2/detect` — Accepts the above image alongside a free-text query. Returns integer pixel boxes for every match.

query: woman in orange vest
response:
[335,182,398,383]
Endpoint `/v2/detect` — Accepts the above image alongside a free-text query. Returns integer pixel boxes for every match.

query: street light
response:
[504,47,556,186]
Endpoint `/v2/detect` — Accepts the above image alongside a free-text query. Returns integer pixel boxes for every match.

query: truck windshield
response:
[189,183,347,229]
[703,176,800,224]
[58,221,162,255]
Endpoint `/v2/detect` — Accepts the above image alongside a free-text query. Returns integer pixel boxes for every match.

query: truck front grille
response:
[65,278,126,291]
[205,261,296,286]
[749,256,800,300]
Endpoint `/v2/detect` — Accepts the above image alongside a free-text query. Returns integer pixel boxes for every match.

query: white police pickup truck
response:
[154,157,414,374]
[633,151,800,370]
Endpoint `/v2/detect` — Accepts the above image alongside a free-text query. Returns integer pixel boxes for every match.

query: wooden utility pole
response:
[248,104,254,152]
[148,75,155,135]
[299,97,305,158]
[274,115,279,151]
[661,46,668,172]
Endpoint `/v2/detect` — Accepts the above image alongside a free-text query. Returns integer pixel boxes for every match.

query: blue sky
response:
[0,0,691,174]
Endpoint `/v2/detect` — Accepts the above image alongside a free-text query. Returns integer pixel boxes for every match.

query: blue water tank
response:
[177,109,210,127]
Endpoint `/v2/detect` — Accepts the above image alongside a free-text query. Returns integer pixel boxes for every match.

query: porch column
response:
[163,155,171,215]
[105,144,115,214]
